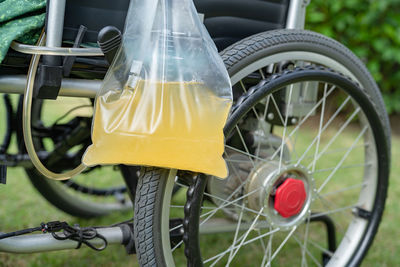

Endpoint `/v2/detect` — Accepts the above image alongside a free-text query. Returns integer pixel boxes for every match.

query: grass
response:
[0,95,398,266]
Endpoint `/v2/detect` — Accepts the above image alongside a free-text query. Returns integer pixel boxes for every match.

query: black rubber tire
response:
[221,29,391,153]
[134,168,171,267]
[16,97,137,218]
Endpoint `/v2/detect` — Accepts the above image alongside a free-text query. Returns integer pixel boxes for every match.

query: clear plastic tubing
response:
[23,33,86,180]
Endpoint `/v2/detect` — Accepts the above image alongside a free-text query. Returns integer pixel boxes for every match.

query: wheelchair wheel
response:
[133,67,389,266]
[16,96,137,218]
[133,30,391,267]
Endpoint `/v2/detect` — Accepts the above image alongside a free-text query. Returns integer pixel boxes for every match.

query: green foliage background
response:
[306,0,400,114]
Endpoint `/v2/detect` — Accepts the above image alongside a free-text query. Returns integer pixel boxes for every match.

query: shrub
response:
[307,0,400,114]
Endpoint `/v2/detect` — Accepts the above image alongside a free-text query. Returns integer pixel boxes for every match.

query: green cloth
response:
[0,0,46,63]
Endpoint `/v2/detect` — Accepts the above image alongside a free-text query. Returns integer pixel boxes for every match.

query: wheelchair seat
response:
[64,0,289,51]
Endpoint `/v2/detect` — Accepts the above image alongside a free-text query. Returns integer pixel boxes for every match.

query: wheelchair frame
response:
[0,0,309,255]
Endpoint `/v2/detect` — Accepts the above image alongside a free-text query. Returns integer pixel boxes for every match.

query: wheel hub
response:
[245,162,314,229]
[274,178,307,218]
[207,133,291,220]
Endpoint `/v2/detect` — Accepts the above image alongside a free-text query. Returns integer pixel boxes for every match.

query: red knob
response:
[274,178,306,218]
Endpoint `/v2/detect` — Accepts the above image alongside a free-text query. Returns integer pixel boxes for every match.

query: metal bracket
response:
[352,207,372,220]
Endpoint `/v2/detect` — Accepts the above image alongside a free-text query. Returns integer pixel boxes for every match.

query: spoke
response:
[321,182,368,197]
[270,94,285,126]
[170,224,182,233]
[225,145,269,163]
[311,84,328,172]
[196,157,261,231]
[201,187,268,224]
[224,151,247,184]
[170,182,253,232]
[262,95,271,120]
[314,194,348,238]
[211,207,264,266]
[291,122,302,161]
[313,163,371,173]
[170,205,231,211]
[256,229,267,252]
[301,214,312,267]
[296,96,355,167]
[227,203,246,264]
[208,234,247,267]
[307,238,334,257]
[171,240,183,252]
[266,226,297,266]
[310,204,357,218]
[293,235,322,267]
[225,158,254,163]
[289,143,368,165]
[315,143,368,156]
[312,107,361,166]
[268,85,336,161]
[240,80,247,92]
[261,229,274,267]
[256,95,272,160]
[259,69,266,79]
[175,182,188,188]
[287,144,368,165]
[235,126,256,167]
[278,84,293,172]
[204,228,280,264]
[170,180,246,234]
[318,126,368,193]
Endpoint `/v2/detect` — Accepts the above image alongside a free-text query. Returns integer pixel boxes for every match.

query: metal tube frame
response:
[0,227,124,253]
[286,0,309,29]
[46,0,66,48]
[0,0,311,255]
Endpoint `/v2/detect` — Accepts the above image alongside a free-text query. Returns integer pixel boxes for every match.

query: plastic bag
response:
[82,0,232,178]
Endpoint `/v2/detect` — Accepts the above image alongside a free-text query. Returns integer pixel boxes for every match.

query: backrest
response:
[63,0,289,51]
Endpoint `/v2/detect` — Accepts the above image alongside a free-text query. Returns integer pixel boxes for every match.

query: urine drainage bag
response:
[82,0,232,178]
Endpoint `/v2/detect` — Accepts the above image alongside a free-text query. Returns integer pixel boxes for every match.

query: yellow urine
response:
[82,80,231,178]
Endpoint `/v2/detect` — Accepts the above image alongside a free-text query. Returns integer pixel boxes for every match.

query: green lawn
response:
[0,95,398,266]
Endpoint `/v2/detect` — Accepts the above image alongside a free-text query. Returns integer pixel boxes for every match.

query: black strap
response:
[51,224,108,251]
[0,226,42,240]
